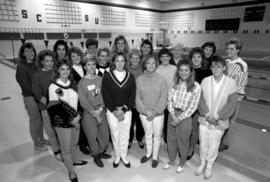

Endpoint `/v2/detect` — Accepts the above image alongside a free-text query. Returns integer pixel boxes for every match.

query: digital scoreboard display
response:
[205,18,240,30]
[244,6,265,22]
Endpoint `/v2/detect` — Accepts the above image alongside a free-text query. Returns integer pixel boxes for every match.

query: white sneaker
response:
[54,153,63,162]
[176,166,184,173]
[204,167,213,179]
[195,163,205,176]
[163,163,171,170]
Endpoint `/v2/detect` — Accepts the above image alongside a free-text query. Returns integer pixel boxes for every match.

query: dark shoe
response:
[140,155,151,163]
[113,161,120,168]
[128,142,132,149]
[219,143,229,152]
[79,145,90,155]
[94,156,104,168]
[138,141,144,149]
[69,172,78,182]
[152,159,159,168]
[187,151,194,161]
[123,161,131,168]
[73,160,88,166]
[99,153,112,159]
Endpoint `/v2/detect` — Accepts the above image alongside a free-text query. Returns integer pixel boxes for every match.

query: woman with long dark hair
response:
[163,59,201,173]
[16,42,47,151]
[187,47,212,160]
[128,49,145,149]
[140,39,153,61]
[48,59,87,182]
[53,39,69,61]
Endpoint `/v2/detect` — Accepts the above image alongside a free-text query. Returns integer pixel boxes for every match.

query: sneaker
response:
[140,155,151,163]
[99,153,112,159]
[163,163,172,170]
[204,167,213,179]
[94,156,104,168]
[34,144,48,152]
[176,166,184,173]
[195,163,206,176]
[152,159,159,168]
[218,143,229,152]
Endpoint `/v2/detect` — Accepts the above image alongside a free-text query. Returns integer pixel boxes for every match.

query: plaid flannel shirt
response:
[168,82,201,121]
[227,59,248,95]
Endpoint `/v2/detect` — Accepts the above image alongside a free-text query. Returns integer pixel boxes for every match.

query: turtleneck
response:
[144,70,157,77]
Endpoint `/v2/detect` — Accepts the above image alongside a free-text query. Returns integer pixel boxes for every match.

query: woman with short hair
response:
[136,56,168,168]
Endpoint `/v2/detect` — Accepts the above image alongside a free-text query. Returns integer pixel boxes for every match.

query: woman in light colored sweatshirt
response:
[195,55,237,179]
[136,56,168,168]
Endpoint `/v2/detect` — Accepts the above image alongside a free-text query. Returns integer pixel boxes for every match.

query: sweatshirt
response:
[32,70,53,110]
[136,71,168,115]
[16,62,36,97]
[78,76,104,114]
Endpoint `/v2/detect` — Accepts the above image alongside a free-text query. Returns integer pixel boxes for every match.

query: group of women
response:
[15,35,248,181]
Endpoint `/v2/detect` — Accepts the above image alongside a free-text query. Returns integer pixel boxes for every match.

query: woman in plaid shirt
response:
[163,59,201,173]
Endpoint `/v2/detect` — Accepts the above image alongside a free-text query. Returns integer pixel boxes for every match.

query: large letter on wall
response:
[36,14,42,22]
[85,15,89,22]
[21,10,28,18]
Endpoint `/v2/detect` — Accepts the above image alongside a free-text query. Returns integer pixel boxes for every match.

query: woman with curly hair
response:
[163,59,201,173]
[32,49,62,159]
[53,39,69,61]
[48,59,87,182]
[111,35,130,63]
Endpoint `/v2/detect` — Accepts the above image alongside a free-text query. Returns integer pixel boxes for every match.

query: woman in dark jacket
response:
[16,42,47,152]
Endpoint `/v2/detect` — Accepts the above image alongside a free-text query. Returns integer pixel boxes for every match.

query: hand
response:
[91,109,102,119]
[114,107,125,116]
[97,116,103,125]
[71,115,81,129]
[170,120,179,127]
[146,111,155,121]
[170,113,179,123]
[40,97,47,105]
[113,108,125,121]
[117,115,125,122]
[206,114,217,125]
